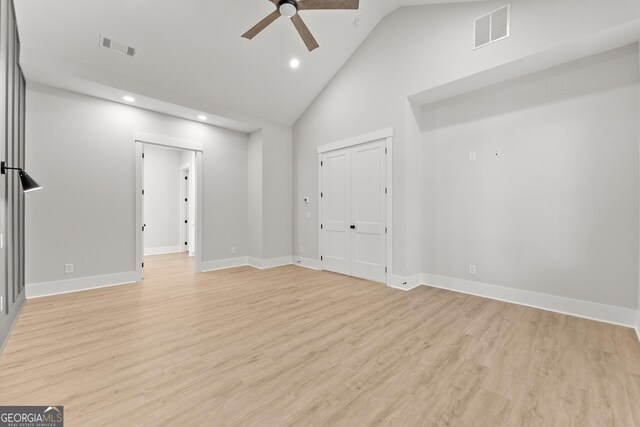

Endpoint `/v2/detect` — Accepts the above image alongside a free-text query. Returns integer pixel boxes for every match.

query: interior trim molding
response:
[134,132,204,152]
[388,272,638,331]
[248,256,293,270]
[387,274,422,291]
[200,257,249,272]
[293,257,322,270]
[201,256,297,272]
[26,272,139,299]
[317,127,393,154]
[421,273,636,328]
[144,246,182,256]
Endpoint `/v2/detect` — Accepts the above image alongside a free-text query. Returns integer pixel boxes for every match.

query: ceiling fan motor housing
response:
[279,0,298,17]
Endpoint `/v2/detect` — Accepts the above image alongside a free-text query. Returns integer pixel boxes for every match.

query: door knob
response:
[350,225,356,229]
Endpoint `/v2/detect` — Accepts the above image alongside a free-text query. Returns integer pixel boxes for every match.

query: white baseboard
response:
[387,274,422,291]
[27,271,139,299]
[636,311,640,342]
[200,257,249,272]
[292,257,322,270]
[144,246,182,256]
[201,256,297,272]
[248,256,293,270]
[420,273,637,328]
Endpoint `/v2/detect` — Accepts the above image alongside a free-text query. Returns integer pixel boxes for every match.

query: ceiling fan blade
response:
[290,14,319,51]
[242,10,281,40]
[298,0,359,10]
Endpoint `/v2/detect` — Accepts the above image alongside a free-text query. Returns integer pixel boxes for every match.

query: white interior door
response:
[321,149,350,276]
[321,140,386,282]
[350,141,386,282]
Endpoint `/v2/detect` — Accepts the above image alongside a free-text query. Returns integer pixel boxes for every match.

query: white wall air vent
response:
[474,4,510,49]
[100,35,136,58]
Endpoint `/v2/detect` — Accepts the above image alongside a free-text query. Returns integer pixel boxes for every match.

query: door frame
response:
[317,127,393,286]
[135,132,204,279]
[180,166,190,254]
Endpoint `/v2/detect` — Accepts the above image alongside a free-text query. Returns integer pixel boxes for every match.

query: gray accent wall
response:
[0,0,26,353]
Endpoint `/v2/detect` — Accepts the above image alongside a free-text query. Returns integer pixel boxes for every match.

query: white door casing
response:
[181,168,190,253]
[135,132,204,279]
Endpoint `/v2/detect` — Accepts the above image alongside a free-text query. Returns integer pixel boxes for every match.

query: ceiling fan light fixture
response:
[279,0,298,18]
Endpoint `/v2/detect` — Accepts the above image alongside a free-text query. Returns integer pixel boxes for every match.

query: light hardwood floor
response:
[1,253,639,426]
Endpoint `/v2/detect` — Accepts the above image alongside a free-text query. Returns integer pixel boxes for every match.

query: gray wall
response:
[247,126,293,261]
[0,0,26,351]
[248,130,263,259]
[421,46,639,309]
[25,85,249,284]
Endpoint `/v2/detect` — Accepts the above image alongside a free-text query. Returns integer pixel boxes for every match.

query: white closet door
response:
[350,141,386,282]
[321,149,351,275]
[320,140,386,283]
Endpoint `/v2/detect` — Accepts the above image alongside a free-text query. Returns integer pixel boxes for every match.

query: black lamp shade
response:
[18,170,42,192]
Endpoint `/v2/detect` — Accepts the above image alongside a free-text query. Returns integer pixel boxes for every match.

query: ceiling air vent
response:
[474,4,510,49]
[100,35,136,58]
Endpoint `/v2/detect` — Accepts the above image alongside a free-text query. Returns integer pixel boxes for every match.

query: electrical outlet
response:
[231,247,236,255]
[65,264,74,274]
[469,265,477,275]
[469,151,477,161]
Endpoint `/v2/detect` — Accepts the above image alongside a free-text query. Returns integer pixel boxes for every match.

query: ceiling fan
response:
[242,0,360,52]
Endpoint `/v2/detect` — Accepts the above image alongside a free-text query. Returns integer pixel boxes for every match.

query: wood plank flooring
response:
[0,253,639,426]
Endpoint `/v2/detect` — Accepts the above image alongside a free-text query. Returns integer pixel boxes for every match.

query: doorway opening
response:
[135,135,204,280]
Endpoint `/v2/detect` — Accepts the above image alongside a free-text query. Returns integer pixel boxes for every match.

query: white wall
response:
[143,145,184,255]
[26,85,249,285]
[293,0,640,277]
[421,46,639,309]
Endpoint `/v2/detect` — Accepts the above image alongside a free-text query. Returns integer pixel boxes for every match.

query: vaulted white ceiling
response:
[15,0,486,127]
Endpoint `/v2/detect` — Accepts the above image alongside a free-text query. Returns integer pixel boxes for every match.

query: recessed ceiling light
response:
[198,115,207,121]
[290,58,300,69]
[123,95,135,102]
